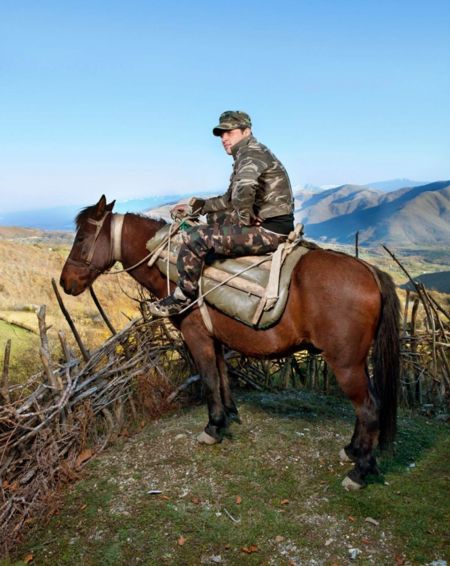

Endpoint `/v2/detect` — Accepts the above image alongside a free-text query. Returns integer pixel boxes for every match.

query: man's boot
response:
[148,286,193,317]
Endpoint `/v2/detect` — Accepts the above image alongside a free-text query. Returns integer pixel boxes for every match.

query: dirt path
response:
[15,391,449,565]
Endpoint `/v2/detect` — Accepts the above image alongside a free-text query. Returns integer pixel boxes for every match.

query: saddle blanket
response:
[146,224,315,328]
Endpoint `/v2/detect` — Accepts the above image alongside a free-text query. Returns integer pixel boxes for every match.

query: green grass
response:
[326,419,450,563]
[0,319,36,345]
[0,320,41,381]
[6,391,450,565]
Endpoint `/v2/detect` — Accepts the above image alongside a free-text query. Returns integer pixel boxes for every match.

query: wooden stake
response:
[1,339,11,403]
[402,290,410,336]
[37,305,62,390]
[89,285,116,336]
[58,331,72,364]
[51,278,89,362]
[410,297,420,406]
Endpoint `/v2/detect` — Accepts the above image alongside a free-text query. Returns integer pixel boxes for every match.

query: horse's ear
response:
[94,195,107,219]
[106,200,116,212]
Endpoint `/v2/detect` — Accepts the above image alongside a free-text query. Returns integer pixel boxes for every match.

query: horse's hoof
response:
[342,475,364,491]
[197,431,219,445]
[339,448,353,463]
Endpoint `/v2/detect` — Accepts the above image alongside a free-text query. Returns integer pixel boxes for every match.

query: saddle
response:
[146,222,317,328]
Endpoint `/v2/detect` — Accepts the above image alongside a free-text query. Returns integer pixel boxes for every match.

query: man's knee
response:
[181,226,215,254]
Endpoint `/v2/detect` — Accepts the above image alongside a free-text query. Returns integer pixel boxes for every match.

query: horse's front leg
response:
[181,325,227,444]
[215,341,240,425]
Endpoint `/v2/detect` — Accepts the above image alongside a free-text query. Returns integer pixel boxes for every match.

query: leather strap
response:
[110,214,124,262]
[198,276,213,333]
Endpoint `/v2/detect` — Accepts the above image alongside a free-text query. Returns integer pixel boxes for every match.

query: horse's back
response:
[288,248,382,359]
[294,248,381,295]
[200,247,382,360]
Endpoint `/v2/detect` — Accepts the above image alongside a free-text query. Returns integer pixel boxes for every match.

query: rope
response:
[166,224,305,319]
[104,217,183,276]
[165,222,177,295]
[105,215,301,326]
[103,252,155,276]
[170,254,273,316]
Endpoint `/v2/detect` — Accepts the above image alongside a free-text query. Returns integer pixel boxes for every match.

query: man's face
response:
[220,128,251,155]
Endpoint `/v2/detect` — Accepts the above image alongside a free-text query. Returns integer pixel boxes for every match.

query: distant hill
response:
[401,271,450,294]
[300,180,450,245]
[295,184,383,224]
[0,226,74,245]
[365,178,426,192]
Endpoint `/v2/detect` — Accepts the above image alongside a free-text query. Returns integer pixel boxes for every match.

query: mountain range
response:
[146,179,450,246]
[296,180,450,245]
[0,179,448,246]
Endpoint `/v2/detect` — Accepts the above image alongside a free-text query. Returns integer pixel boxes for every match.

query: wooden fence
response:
[0,283,194,556]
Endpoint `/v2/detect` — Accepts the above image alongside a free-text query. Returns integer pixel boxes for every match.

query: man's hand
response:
[189,197,205,215]
[170,197,205,220]
[170,203,189,220]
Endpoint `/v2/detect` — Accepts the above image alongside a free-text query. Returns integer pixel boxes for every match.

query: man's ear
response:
[243,127,252,137]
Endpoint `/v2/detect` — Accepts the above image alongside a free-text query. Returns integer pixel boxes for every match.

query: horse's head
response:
[60,195,116,295]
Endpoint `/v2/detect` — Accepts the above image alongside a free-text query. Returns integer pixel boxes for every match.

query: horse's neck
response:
[119,213,169,298]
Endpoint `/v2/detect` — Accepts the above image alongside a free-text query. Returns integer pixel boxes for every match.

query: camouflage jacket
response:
[199,135,294,226]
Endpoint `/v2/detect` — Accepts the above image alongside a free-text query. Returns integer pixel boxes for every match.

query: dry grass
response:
[0,239,141,381]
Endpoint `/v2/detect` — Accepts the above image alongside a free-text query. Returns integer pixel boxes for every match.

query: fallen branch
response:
[167,374,201,403]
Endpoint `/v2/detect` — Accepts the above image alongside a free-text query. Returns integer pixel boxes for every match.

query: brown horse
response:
[60,195,400,489]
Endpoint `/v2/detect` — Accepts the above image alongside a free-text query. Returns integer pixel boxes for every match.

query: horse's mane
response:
[75,206,167,231]
[128,212,167,229]
[75,205,97,230]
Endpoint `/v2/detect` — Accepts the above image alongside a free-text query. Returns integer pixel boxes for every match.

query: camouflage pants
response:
[177,222,286,298]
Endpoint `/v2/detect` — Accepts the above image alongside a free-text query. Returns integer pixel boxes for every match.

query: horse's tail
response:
[372,268,401,450]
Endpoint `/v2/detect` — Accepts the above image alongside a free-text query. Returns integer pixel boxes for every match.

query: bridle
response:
[66,211,119,274]
[65,211,153,275]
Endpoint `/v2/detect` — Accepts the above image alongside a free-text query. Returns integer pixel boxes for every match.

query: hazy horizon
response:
[0,177,438,216]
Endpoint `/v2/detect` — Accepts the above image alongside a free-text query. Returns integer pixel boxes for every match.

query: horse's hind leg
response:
[215,341,240,425]
[339,364,371,463]
[329,362,380,489]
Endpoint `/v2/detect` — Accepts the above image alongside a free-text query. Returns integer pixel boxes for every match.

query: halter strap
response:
[86,211,111,264]
[110,214,125,262]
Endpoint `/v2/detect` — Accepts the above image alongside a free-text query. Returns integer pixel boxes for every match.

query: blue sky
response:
[1,0,449,212]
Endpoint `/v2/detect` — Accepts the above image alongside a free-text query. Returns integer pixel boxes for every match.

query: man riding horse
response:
[148,110,295,317]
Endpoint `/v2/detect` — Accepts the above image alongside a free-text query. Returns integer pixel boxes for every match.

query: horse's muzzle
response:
[60,268,86,296]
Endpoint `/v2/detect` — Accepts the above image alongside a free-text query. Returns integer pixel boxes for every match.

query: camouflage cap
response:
[212,110,252,136]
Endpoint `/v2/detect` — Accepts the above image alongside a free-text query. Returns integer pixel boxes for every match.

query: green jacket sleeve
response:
[201,191,231,213]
